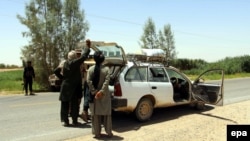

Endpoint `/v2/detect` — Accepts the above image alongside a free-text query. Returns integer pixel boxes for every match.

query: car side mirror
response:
[194,78,205,84]
[198,78,205,83]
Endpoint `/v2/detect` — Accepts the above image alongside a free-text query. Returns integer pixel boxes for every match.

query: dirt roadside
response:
[0,68,22,72]
[65,100,250,141]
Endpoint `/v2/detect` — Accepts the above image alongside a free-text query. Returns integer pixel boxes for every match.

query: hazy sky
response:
[0,0,249,66]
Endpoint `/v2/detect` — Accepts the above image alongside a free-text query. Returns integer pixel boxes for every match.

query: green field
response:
[1,69,250,95]
[0,70,39,94]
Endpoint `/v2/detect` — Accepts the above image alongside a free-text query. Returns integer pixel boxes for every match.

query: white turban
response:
[67,50,77,61]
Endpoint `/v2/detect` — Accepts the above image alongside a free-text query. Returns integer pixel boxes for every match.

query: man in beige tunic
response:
[87,50,113,138]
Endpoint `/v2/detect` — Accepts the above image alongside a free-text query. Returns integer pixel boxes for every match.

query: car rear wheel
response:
[134,98,153,122]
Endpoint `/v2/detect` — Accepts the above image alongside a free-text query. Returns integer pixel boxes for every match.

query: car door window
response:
[149,67,169,82]
[125,67,147,82]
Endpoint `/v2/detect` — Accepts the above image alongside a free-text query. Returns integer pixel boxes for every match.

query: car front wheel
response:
[134,98,153,122]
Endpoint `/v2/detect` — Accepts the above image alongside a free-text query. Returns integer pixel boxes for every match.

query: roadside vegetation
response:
[2,0,249,94]
[172,55,250,79]
[0,63,20,68]
[17,0,89,90]
[1,55,249,94]
[0,70,41,94]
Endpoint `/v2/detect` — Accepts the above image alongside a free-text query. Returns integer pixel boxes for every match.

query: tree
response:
[17,0,89,89]
[139,18,177,62]
[140,17,158,49]
[158,24,177,60]
[62,0,89,58]
[0,63,6,68]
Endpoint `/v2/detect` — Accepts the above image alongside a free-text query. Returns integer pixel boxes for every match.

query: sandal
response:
[107,133,113,138]
[80,113,88,122]
[94,134,101,138]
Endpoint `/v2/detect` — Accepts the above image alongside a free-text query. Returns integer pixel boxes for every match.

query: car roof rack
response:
[127,54,169,67]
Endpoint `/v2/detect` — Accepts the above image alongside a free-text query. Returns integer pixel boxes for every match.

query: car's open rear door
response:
[192,69,224,106]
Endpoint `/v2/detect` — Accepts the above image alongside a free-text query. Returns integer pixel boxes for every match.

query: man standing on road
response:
[80,39,92,123]
[23,61,35,96]
[54,40,90,126]
[87,50,113,138]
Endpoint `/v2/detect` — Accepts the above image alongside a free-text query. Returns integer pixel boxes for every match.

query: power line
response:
[6,0,26,5]
[85,13,244,42]
[0,0,245,43]
[174,30,245,42]
[87,29,132,37]
[86,13,143,26]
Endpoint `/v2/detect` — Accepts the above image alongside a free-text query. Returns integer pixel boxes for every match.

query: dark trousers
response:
[83,82,90,111]
[61,101,70,123]
[60,84,82,124]
[24,78,33,94]
[60,94,80,123]
[70,92,79,123]
[60,97,78,123]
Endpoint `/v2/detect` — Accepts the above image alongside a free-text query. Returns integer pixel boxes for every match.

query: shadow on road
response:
[112,104,216,133]
[198,112,238,123]
[65,123,92,129]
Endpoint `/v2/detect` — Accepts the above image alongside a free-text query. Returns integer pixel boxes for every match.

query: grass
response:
[224,73,250,79]
[0,70,39,94]
[1,69,250,95]
[187,73,250,80]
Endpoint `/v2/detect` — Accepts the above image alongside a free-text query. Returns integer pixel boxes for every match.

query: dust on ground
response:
[65,100,250,141]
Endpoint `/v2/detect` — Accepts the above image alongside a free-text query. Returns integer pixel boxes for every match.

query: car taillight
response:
[114,82,122,96]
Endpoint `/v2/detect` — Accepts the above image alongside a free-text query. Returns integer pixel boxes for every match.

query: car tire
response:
[195,101,205,110]
[50,86,56,92]
[50,86,60,92]
[134,98,153,122]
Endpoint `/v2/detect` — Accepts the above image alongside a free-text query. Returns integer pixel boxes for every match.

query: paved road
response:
[223,77,250,104]
[0,78,250,141]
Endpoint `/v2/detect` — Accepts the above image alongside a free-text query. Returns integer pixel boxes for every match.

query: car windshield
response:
[166,69,186,80]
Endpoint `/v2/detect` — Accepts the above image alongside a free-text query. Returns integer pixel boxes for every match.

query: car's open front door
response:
[192,69,224,106]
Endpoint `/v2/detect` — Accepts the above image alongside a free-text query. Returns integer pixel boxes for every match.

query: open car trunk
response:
[84,42,128,85]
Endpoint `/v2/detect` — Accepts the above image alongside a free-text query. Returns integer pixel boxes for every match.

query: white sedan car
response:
[90,44,224,122]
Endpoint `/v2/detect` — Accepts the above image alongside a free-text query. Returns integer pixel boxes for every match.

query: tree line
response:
[2,55,249,75]
[17,0,176,89]
[172,55,250,75]
[0,64,20,69]
[17,0,89,89]
[139,17,177,60]
[17,0,249,90]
